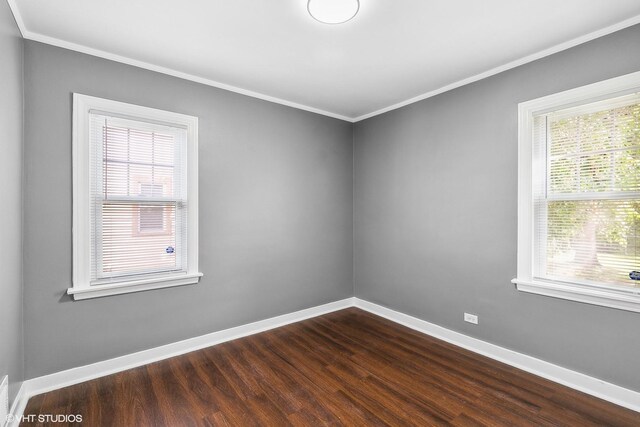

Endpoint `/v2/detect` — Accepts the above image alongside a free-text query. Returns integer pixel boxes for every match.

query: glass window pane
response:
[548,102,640,194]
[101,202,177,277]
[536,199,640,287]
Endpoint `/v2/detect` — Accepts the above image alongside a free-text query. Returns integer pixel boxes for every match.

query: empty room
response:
[2,0,640,425]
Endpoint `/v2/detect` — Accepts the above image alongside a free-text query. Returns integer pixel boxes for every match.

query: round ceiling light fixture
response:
[307,0,360,24]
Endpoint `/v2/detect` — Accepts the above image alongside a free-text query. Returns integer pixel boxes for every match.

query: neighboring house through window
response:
[138,184,168,234]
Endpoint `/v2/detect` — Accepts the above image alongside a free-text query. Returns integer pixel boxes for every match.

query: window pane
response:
[537,199,640,287]
[103,125,176,199]
[101,202,178,277]
[548,102,640,194]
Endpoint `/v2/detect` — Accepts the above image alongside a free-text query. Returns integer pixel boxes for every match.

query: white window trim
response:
[70,94,201,300]
[513,70,640,313]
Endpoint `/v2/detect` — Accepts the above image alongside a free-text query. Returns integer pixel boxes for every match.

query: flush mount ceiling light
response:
[307,0,360,24]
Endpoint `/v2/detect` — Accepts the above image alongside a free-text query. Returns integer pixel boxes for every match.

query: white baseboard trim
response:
[9,297,354,425]
[353,298,640,413]
[9,295,638,424]
[7,383,28,427]
[1,376,8,427]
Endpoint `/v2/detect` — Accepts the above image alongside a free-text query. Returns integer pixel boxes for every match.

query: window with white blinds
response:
[70,94,201,300]
[533,95,640,289]
[514,72,640,313]
[91,114,187,281]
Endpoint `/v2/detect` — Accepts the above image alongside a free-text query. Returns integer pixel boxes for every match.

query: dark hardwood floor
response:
[22,308,640,426]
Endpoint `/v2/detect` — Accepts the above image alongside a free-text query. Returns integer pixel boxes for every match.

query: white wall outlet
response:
[464,313,478,325]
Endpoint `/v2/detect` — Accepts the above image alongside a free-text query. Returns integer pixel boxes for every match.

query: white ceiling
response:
[9,0,640,121]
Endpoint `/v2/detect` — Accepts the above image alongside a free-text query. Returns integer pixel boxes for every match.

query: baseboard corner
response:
[353,297,640,413]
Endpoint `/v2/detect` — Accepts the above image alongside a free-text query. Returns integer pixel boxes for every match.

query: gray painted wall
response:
[354,24,640,391]
[23,41,353,378]
[0,0,23,405]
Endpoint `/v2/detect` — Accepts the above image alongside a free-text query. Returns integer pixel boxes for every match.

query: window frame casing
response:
[70,94,201,300]
[513,71,640,313]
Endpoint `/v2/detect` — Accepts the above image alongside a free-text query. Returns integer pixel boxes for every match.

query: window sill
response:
[68,272,203,300]
[511,278,640,313]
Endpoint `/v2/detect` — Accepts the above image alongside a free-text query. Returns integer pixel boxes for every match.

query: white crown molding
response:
[6,296,639,425]
[5,0,26,37]
[353,299,640,413]
[6,1,352,123]
[351,13,640,122]
[30,32,355,122]
[7,1,640,124]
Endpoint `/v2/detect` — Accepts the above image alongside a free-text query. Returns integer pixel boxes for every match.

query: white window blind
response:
[89,113,188,283]
[532,94,640,289]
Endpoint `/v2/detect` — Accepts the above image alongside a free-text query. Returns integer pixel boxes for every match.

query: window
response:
[70,94,201,300]
[513,71,640,312]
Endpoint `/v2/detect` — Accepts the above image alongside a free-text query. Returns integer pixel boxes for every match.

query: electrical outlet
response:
[464,313,478,325]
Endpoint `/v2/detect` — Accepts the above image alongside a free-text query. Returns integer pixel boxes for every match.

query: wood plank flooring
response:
[22,308,640,426]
